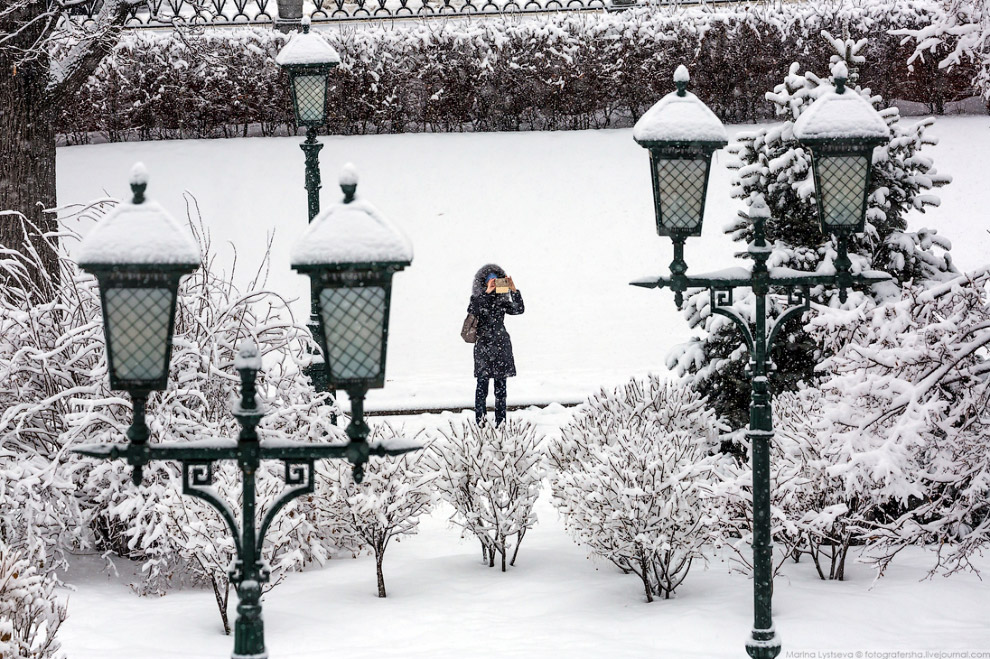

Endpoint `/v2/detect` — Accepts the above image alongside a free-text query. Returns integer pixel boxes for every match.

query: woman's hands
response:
[485,276,517,294]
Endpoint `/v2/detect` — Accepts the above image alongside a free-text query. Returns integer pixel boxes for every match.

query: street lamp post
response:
[276,18,342,414]
[631,64,891,659]
[73,165,415,659]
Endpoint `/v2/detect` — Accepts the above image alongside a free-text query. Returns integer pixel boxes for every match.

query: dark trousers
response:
[475,377,507,425]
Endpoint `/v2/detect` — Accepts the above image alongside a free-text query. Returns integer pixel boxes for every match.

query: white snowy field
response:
[58,407,990,659]
[52,121,990,657]
[57,116,990,412]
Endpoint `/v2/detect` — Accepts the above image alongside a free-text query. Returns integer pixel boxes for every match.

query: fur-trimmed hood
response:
[471,263,507,296]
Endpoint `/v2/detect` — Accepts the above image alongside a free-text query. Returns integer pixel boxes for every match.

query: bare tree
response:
[0,0,142,287]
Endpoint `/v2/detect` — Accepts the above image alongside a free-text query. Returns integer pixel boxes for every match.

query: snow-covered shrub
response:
[896,0,990,106]
[720,390,861,580]
[426,419,545,572]
[58,2,974,143]
[0,212,106,573]
[806,266,990,577]
[669,33,955,434]
[0,540,66,659]
[313,426,435,597]
[547,376,727,601]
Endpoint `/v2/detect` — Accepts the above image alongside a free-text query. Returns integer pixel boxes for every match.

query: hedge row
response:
[59,1,979,143]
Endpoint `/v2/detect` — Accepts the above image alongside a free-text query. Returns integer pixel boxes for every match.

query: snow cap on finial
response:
[831,60,849,94]
[130,162,149,204]
[748,194,771,220]
[674,65,689,97]
[234,339,262,371]
[340,162,358,203]
[301,15,311,33]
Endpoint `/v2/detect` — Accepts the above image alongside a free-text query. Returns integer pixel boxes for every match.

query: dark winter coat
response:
[468,263,525,379]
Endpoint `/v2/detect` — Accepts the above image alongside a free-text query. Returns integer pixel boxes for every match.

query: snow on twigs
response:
[425,419,545,572]
[547,377,729,602]
[312,426,436,598]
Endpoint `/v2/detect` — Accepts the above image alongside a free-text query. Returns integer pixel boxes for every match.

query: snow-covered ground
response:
[58,406,990,659]
[53,119,990,658]
[57,116,990,412]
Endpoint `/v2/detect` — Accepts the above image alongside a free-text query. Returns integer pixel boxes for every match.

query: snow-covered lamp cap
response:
[290,165,412,267]
[633,66,728,147]
[77,163,201,268]
[792,61,890,143]
[274,18,341,68]
[632,66,727,239]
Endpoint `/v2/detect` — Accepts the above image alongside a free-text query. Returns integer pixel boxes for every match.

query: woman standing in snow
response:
[468,264,525,426]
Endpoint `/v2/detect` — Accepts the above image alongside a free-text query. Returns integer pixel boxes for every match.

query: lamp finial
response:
[339,163,358,204]
[301,15,311,34]
[831,60,849,94]
[129,162,148,205]
[674,65,689,97]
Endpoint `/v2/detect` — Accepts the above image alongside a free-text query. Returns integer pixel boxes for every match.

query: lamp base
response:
[746,629,781,659]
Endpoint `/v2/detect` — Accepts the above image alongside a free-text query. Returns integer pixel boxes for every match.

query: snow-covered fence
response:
[58,2,977,144]
[66,0,619,25]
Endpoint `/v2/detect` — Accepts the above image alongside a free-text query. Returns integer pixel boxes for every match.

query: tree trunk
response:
[0,36,60,294]
[375,549,386,598]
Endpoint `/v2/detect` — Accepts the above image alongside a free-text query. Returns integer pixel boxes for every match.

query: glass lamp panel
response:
[656,158,708,232]
[104,287,173,382]
[818,155,869,228]
[292,73,327,124]
[319,286,386,381]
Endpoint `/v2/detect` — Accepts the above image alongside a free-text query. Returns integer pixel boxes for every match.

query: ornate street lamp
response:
[631,64,891,659]
[793,60,891,297]
[74,165,417,659]
[292,165,413,482]
[276,16,340,222]
[276,18,342,418]
[633,65,728,307]
[77,163,201,483]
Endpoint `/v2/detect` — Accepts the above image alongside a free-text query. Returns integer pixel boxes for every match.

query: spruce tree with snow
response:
[668,35,954,433]
[315,427,436,598]
[547,377,728,602]
[426,419,545,572]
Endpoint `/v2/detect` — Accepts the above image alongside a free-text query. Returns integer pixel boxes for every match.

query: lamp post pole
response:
[632,63,892,658]
[275,19,341,422]
[301,129,324,223]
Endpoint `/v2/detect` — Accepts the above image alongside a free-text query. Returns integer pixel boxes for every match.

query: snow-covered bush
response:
[58,2,974,143]
[547,376,727,601]
[313,426,436,597]
[896,0,990,106]
[720,390,861,580]
[426,419,545,572]
[806,266,990,577]
[669,33,955,434]
[0,540,66,659]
